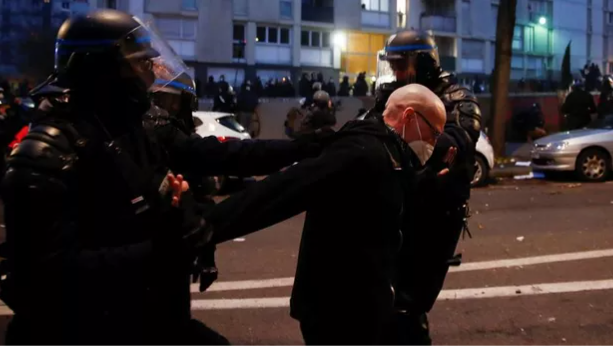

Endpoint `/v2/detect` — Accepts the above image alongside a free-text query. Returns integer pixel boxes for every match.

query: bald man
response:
[204,84,448,345]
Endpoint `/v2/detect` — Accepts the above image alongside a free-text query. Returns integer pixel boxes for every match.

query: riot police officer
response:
[372,30,482,345]
[1,10,321,344]
[0,86,29,179]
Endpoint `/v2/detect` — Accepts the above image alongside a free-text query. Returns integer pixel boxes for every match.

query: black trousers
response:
[384,311,432,346]
[5,315,230,345]
[299,313,391,346]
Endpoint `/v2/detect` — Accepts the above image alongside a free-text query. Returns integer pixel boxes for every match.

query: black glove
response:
[192,244,218,292]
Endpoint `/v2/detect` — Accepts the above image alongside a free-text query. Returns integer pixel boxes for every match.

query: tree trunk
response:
[490,0,518,157]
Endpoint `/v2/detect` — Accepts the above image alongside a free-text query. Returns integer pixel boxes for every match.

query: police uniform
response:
[372,29,482,345]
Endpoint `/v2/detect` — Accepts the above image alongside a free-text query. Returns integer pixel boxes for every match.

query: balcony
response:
[361,11,390,28]
[420,15,456,33]
[301,4,334,23]
[300,48,333,67]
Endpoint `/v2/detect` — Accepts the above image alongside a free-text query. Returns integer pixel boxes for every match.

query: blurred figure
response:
[255,76,264,97]
[237,80,259,136]
[353,72,368,97]
[512,103,547,142]
[325,77,337,97]
[338,76,351,97]
[299,73,311,97]
[218,75,229,92]
[213,81,236,113]
[563,80,597,130]
[299,90,336,134]
[473,75,483,94]
[205,76,217,98]
[597,75,613,120]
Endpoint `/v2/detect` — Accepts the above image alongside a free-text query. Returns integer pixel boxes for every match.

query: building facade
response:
[3,0,613,86]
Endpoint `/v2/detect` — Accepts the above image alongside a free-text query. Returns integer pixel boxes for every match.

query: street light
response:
[332,31,347,50]
[538,16,547,25]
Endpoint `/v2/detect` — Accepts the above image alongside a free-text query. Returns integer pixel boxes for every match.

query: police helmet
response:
[32,9,187,100]
[377,30,441,88]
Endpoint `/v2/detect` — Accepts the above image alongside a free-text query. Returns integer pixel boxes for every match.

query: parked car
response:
[531,115,613,182]
[193,111,252,193]
[473,131,495,187]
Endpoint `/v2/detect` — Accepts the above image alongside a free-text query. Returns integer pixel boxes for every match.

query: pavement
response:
[1,179,613,344]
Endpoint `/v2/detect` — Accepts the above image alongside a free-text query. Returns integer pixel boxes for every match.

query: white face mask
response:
[403,116,435,166]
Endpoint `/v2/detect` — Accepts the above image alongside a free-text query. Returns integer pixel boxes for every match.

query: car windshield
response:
[587,115,613,129]
[216,115,246,133]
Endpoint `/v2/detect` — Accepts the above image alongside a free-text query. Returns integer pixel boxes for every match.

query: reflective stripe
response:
[155,79,196,93]
[385,44,437,52]
[55,36,151,46]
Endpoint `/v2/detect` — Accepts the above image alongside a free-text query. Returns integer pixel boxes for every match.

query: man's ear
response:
[401,107,415,126]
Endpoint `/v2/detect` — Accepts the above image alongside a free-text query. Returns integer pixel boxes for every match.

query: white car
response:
[193,111,252,193]
[193,111,251,141]
[473,131,495,187]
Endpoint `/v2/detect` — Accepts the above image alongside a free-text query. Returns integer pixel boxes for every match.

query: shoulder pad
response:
[442,85,479,104]
[7,124,77,174]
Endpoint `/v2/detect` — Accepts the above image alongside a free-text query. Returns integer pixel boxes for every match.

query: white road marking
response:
[190,249,613,293]
[188,279,613,310]
[191,277,294,293]
[448,248,613,273]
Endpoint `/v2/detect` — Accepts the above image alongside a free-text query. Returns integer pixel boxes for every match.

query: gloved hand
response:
[192,244,218,292]
[158,174,213,252]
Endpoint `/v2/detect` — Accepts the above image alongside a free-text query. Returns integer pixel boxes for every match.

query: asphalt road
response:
[1,179,613,345]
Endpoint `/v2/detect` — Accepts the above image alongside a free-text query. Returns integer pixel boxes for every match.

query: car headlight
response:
[548,141,569,150]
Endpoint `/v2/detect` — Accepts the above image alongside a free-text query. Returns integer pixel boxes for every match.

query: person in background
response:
[597,75,613,120]
[205,76,217,98]
[338,76,351,97]
[237,80,259,134]
[563,80,597,130]
[325,77,337,97]
[353,72,369,97]
[254,76,264,98]
[299,73,311,98]
[299,90,336,135]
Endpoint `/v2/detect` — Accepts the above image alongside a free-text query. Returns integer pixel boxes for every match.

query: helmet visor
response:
[380,45,439,85]
[53,16,186,92]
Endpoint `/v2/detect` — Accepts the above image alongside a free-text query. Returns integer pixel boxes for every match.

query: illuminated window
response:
[342,32,386,79]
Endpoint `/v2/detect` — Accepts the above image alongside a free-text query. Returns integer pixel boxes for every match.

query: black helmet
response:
[152,71,198,132]
[378,30,441,87]
[32,10,186,103]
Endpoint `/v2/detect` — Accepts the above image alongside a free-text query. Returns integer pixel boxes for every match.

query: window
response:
[512,25,523,51]
[280,28,290,44]
[511,55,524,69]
[268,28,278,43]
[256,25,291,45]
[61,2,70,9]
[311,32,320,47]
[607,12,613,25]
[233,24,245,41]
[301,30,331,48]
[528,0,547,14]
[156,18,197,40]
[182,0,197,11]
[362,0,389,12]
[301,31,310,46]
[106,0,117,9]
[280,0,293,19]
[256,27,266,42]
[233,24,246,61]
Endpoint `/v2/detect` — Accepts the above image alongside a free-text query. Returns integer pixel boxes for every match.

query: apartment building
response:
[417,0,613,83]
[126,0,405,87]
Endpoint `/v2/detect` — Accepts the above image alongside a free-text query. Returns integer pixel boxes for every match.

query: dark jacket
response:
[299,106,337,133]
[563,89,596,129]
[2,100,321,344]
[237,89,259,113]
[207,118,411,343]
